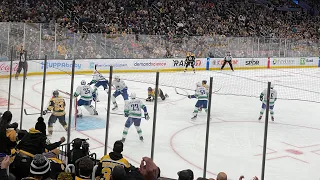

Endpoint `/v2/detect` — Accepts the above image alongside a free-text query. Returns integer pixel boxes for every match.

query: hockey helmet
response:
[196,82,202,87]
[114,75,120,81]
[148,87,153,91]
[202,80,207,85]
[53,90,59,97]
[81,80,86,85]
[270,84,275,89]
[131,92,136,99]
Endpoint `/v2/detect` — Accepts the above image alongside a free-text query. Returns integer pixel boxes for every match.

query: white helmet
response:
[196,82,202,87]
[131,92,136,99]
[81,80,86,85]
[271,84,275,89]
[114,75,120,81]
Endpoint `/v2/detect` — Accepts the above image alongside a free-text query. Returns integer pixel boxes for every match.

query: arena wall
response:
[0,57,319,78]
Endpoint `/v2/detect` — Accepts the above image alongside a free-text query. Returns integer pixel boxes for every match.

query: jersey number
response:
[131,104,140,111]
[101,167,112,180]
[54,100,65,111]
[83,88,91,94]
[270,93,274,99]
[200,89,206,95]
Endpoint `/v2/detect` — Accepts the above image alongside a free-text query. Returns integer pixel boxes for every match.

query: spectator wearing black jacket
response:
[12,117,65,179]
[0,111,17,156]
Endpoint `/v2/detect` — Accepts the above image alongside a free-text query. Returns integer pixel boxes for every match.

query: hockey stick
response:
[24,109,51,116]
[175,87,189,97]
[94,65,108,81]
[106,108,146,119]
[175,86,221,97]
[213,87,222,93]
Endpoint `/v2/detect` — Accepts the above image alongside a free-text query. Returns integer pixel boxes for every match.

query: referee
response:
[220,52,234,71]
[15,46,28,80]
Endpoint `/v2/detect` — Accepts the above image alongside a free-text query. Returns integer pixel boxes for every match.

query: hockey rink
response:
[1,68,320,179]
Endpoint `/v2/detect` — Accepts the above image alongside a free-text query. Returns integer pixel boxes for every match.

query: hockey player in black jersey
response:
[184,52,195,73]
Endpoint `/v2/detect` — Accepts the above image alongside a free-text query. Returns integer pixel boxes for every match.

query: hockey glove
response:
[124,113,129,117]
[42,110,48,115]
[260,95,263,101]
[144,113,150,120]
[188,95,192,99]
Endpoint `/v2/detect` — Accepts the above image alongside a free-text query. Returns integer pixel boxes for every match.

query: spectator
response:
[96,140,130,179]
[111,165,126,180]
[0,111,17,156]
[68,138,90,165]
[216,172,227,180]
[12,117,65,179]
[21,154,51,180]
[76,157,94,180]
[44,149,66,179]
[178,169,194,180]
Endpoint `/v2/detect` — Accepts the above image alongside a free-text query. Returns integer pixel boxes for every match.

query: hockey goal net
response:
[57,90,78,130]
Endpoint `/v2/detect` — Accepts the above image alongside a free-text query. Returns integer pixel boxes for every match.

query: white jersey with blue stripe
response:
[92,73,106,82]
[261,88,277,105]
[195,86,208,100]
[124,99,147,118]
[74,85,94,101]
[113,80,127,91]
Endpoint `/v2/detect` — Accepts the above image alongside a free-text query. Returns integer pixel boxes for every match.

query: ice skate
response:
[165,94,169,98]
[140,136,144,141]
[271,116,274,121]
[191,114,197,120]
[121,138,126,143]
[93,109,98,115]
[258,116,262,120]
[112,105,118,111]
[112,102,118,111]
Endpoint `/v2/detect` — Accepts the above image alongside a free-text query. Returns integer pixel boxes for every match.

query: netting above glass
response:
[0,22,319,59]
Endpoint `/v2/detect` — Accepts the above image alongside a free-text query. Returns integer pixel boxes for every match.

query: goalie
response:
[74,80,98,117]
[146,87,169,102]
[42,90,68,135]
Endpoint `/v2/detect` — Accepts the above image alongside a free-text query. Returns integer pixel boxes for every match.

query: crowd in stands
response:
[0,0,319,59]
[0,110,261,180]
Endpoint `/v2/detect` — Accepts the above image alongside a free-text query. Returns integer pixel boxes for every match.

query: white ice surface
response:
[0,69,320,179]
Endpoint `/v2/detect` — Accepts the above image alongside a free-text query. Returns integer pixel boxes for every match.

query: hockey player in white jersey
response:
[112,75,129,110]
[74,80,98,117]
[188,82,209,120]
[259,84,277,121]
[88,70,109,102]
[121,92,150,143]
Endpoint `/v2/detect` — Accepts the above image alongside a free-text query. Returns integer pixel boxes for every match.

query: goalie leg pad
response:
[84,105,96,115]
